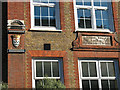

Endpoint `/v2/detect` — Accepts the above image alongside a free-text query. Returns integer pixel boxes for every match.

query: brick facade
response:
[7,0,120,89]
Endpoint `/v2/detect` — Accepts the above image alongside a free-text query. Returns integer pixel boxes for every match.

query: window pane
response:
[41,17,49,26]
[36,62,42,77]
[102,10,108,19]
[84,0,91,6]
[49,0,56,3]
[103,20,109,29]
[50,7,55,16]
[82,62,89,77]
[89,62,97,77]
[34,6,40,16]
[110,80,118,89]
[76,0,83,5]
[108,62,115,77]
[84,9,91,18]
[44,62,51,77]
[35,17,40,26]
[41,0,48,3]
[101,62,108,77]
[78,19,84,28]
[94,0,100,6]
[41,7,48,16]
[101,80,109,89]
[77,9,84,18]
[95,10,101,19]
[50,17,55,26]
[101,0,108,6]
[96,20,102,28]
[53,62,59,77]
[82,80,90,90]
[91,80,99,89]
[85,19,92,28]
[33,0,40,2]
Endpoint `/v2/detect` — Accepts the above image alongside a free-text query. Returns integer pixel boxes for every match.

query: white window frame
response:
[73,0,114,33]
[32,58,64,88]
[30,0,62,31]
[78,59,120,89]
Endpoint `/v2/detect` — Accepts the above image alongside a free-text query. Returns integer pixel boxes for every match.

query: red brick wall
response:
[8,2,24,20]
[8,53,25,88]
[60,1,75,32]
[8,1,25,88]
[112,2,119,32]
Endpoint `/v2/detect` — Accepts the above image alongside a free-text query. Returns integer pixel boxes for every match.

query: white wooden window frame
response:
[32,58,64,88]
[30,0,62,31]
[73,0,114,33]
[78,59,120,89]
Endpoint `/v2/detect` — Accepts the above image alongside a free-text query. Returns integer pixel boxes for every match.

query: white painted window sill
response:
[75,29,114,33]
[30,27,62,32]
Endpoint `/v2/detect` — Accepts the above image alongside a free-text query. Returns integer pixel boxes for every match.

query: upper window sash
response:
[74,0,114,32]
[31,0,61,31]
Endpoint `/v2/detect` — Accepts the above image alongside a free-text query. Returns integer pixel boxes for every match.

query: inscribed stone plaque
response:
[82,36,111,46]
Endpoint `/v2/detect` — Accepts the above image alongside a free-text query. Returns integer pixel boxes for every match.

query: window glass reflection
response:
[41,7,48,16]
[96,20,102,28]
[101,0,108,6]
[101,62,108,77]
[95,10,101,19]
[89,62,97,77]
[35,17,40,26]
[82,80,90,89]
[36,62,42,77]
[77,9,84,18]
[82,62,89,77]
[84,0,91,6]
[33,0,40,2]
[53,62,59,77]
[41,0,48,3]
[50,7,55,16]
[102,80,109,89]
[85,19,92,28]
[110,80,117,89]
[84,9,91,18]
[94,0,100,6]
[50,17,56,26]
[91,80,99,89]
[44,62,51,77]
[42,17,49,26]
[49,0,56,3]
[78,19,84,28]
[103,20,109,29]
[76,0,83,5]
[34,6,40,16]
[102,10,108,19]
[108,62,115,77]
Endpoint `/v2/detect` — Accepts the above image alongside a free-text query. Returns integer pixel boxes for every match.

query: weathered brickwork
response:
[7,0,120,89]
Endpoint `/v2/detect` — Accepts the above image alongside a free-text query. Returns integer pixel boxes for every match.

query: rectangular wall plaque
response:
[82,36,111,46]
